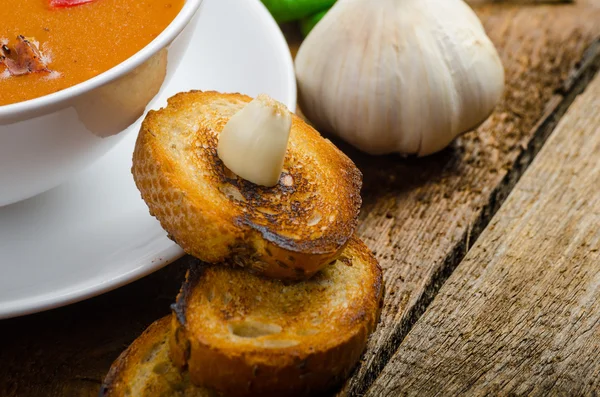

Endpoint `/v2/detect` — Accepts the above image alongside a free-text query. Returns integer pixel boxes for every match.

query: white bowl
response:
[0,0,203,207]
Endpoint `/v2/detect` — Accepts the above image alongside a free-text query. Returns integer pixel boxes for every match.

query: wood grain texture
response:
[340,4,600,395]
[0,3,598,397]
[367,71,600,397]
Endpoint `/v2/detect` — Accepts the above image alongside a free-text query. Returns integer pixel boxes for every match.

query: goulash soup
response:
[0,0,184,106]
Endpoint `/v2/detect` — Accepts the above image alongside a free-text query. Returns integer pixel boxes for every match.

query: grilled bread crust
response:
[132,91,362,280]
[99,317,215,397]
[170,236,383,397]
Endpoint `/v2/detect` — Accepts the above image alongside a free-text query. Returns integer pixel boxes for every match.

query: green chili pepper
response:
[261,0,336,23]
[300,8,329,37]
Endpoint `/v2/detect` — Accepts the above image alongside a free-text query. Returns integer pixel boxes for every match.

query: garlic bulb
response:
[295,0,505,156]
[217,94,292,187]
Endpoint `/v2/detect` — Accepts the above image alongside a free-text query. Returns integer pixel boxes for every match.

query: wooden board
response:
[367,71,600,397]
[340,3,600,395]
[0,3,599,397]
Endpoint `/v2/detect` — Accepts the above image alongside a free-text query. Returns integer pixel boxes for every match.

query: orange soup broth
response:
[0,0,184,106]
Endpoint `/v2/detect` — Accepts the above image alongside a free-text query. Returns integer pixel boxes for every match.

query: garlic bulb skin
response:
[295,0,505,156]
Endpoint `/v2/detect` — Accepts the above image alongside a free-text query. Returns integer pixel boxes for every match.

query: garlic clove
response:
[217,94,292,187]
[295,0,505,157]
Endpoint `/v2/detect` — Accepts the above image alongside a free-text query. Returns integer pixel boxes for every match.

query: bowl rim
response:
[0,0,203,121]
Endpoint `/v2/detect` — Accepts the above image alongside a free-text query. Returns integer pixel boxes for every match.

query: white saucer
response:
[0,0,296,319]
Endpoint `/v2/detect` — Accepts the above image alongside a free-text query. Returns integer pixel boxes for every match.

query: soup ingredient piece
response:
[217,94,292,187]
[261,0,335,23]
[0,0,183,106]
[49,0,97,8]
[0,36,50,76]
[300,8,328,37]
[295,0,505,156]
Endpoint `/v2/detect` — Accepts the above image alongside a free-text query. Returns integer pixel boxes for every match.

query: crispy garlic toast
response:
[100,317,215,397]
[170,236,383,397]
[132,91,362,280]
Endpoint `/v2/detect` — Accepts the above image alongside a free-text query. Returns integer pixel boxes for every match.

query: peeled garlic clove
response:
[217,94,292,187]
[295,0,505,156]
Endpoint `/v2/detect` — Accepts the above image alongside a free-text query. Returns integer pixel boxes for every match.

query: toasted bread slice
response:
[100,316,216,397]
[170,236,383,397]
[132,91,362,280]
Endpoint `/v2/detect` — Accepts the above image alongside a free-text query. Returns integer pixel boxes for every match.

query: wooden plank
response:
[0,4,598,397]
[367,71,600,397]
[340,4,600,395]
